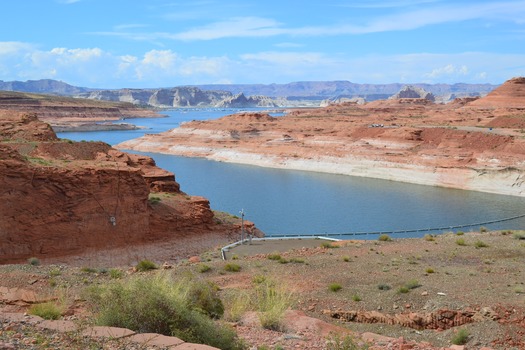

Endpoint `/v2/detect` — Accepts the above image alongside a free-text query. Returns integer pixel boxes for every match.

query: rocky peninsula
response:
[118,77,525,197]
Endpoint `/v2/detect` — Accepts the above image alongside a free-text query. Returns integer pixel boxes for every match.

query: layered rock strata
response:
[0,112,255,264]
[118,78,525,197]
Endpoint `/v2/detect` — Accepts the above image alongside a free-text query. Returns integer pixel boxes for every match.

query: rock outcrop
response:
[389,85,436,101]
[468,76,525,108]
[118,77,525,197]
[0,111,249,264]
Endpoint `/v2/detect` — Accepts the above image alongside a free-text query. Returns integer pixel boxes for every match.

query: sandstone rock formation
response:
[0,111,253,264]
[389,85,435,101]
[118,77,525,197]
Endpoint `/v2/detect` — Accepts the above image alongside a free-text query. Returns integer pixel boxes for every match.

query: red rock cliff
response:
[0,112,245,264]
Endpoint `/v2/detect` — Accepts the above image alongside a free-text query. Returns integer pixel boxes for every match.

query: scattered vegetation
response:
[80,267,98,273]
[343,256,351,262]
[425,268,435,274]
[28,302,62,320]
[49,267,62,277]
[254,280,295,331]
[198,264,212,273]
[474,240,489,248]
[321,242,338,249]
[289,257,305,264]
[456,231,464,236]
[109,268,123,279]
[455,238,467,246]
[135,259,158,272]
[85,272,244,350]
[378,234,392,242]
[513,231,525,240]
[398,279,421,293]
[326,333,369,350]
[267,253,282,261]
[377,283,391,291]
[424,234,435,241]
[352,294,362,302]
[451,328,470,345]
[252,275,267,284]
[224,263,241,272]
[479,226,488,233]
[148,196,162,204]
[329,283,343,292]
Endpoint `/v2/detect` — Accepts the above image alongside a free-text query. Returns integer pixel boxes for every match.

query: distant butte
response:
[118,77,525,197]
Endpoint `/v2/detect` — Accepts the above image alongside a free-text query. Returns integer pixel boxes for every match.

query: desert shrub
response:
[425,268,435,274]
[378,234,392,242]
[254,281,295,331]
[267,253,282,261]
[424,234,435,241]
[109,268,123,279]
[456,231,464,236]
[135,259,157,272]
[513,231,525,240]
[455,238,466,246]
[404,279,421,289]
[289,257,305,264]
[252,275,267,284]
[223,289,251,322]
[81,267,98,273]
[397,286,410,294]
[377,283,391,291]
[85,272,243,350]
[326,333,369,350]
[343,256,351,262]
[49,267,62,277]
[352,295,362,302]
[479,226,488,233]
[321,242,338,249]
[278,258,289,264]
[224,263,241,272]
[451,328,469,345]
[28,257,40,266]
[474,240,489,248]
[198,264,211,273]
[149,196,161,204]
[28,302,62,320]
[329,283,343,292]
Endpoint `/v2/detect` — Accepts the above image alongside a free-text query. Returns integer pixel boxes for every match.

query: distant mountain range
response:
[0,79,498,107]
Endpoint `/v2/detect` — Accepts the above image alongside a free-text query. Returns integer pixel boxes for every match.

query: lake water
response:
[57,109,525,238]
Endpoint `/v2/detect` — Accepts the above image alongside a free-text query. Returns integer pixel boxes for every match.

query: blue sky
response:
[1,0,524,88]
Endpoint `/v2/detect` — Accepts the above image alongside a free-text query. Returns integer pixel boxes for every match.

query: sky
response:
[1,0,525,88]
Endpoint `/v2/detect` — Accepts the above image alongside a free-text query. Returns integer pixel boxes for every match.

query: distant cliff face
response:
[389,85,436,101]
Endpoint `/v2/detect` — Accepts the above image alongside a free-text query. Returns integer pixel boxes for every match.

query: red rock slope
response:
[0,111,253,264]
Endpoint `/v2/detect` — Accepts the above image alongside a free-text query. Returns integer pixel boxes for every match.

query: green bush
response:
[329,283,343,292]
[224,263,241,272]
[424,234,435,241]
[28,257,40,266]
[512,231,525,240]
[267,253,282,261]
[451,328,469,345]
[378,234,392,242]
[254,281,294,331]
[109,268,123,279]
[326,333,369,350]
[198,264,211,273]
[135,259,158,272]
[321,242,338,249]
[456,231,464,236]
[85,272,243,350]
[28,302,62,320]
[474,240,489,248]
[425,268,435,274]
[479,226,488,233]
[352,295,362,302]
[455,238,466,246]
[81,267,98,273]
[377,283,391,291]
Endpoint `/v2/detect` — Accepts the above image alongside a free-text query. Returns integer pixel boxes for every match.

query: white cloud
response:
[425,64,469,79]
[1,42,524,87]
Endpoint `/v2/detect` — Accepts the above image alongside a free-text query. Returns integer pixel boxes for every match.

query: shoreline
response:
[116,141,525,198]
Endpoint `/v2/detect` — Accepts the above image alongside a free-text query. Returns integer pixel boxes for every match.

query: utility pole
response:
[240,209,245,244]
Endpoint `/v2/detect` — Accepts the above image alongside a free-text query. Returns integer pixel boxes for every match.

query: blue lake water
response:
[57,109,525,238]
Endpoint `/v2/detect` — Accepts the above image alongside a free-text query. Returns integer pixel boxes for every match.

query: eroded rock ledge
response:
[117,78,525,197]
